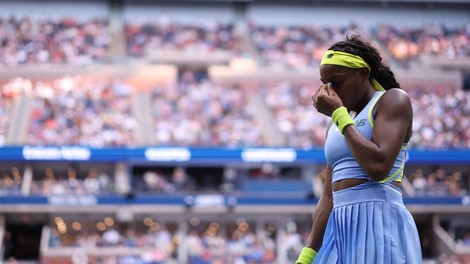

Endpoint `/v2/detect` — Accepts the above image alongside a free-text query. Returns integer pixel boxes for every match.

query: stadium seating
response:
[0,1,469,263]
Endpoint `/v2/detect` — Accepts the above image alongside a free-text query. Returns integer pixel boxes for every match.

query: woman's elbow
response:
[365,163,393,182]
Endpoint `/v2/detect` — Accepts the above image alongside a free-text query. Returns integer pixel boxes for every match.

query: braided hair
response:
[328,35,400,90]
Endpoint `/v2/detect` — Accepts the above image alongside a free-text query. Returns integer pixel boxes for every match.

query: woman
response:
[296,35,422,263]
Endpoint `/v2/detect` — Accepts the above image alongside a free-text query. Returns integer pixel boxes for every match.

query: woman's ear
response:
[359,68,370,81]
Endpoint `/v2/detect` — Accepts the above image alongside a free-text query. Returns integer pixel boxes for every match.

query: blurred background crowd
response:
[0,0,469,263]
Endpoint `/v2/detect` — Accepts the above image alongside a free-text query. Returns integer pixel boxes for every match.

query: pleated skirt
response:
[313,181,422,264]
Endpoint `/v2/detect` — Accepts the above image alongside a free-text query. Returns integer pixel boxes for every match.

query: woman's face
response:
[319,64,366,111]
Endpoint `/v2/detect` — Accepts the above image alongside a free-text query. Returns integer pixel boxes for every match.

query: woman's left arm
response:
[342,88,412,181]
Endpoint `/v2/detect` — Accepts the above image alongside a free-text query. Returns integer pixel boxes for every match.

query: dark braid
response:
[328,35,400,90]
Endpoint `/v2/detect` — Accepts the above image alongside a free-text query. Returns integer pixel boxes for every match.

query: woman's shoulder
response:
[374,88,412,118]
[379,88,411,107]
[384,88,410,96]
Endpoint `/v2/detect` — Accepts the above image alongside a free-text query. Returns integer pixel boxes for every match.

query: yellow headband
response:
[320,50,385,91]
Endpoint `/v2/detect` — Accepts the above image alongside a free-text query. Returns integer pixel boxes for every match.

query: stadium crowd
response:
[250,21,470,70]
[26,76,137,147]
[249,21,365,71]
[0,77,28,146]
[0,13,468,149]
[408,168,467,197]
[0,163,468,199]
[47,219,281,264]
[0,8,469,264]
[261,81,330,149]
[407,85,470,149]
[0,167,22,196]
[29,167,113,196]
[151,71,264,147]
[371,23,470,66]
[1,76,468,150]
[0,16,110,65]
[125,20,241,57]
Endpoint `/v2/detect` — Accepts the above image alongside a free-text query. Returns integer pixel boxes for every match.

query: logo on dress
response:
[355,119,367,127]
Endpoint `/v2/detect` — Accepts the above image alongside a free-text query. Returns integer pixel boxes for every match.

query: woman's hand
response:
[312,83,344,117]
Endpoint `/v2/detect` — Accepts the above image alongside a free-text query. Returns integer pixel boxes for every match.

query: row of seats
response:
[1,16,468,69]
[0,164,467,197]
[1,75,468,149]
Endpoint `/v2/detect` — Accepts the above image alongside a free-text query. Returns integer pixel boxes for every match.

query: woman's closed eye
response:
[329,78,346,88]
[328,81,340,89]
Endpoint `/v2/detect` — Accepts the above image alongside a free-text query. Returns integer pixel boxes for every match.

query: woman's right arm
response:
[307,164,333,251]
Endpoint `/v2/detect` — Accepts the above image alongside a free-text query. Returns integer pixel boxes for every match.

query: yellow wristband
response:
[296,247,318,264]
[332,106,355,134]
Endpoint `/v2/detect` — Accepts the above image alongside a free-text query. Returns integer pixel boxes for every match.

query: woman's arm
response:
[296,164,333,264]
[342,88,412,181]
[307,164,333,251]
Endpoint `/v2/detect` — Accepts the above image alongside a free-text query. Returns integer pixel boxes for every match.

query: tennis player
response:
[296,35,422,264]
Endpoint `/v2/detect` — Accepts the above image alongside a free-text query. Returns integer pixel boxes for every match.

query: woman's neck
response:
[352,87,376,114]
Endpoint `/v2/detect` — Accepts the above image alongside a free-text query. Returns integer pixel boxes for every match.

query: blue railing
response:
[1,146,469,164]
[0,194,468,207]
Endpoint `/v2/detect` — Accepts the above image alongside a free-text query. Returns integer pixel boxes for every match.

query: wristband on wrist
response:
[296,247,318,264]
[332,106,355,134]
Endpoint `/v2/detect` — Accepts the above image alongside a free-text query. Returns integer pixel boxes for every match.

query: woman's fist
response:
[312,83,344,117]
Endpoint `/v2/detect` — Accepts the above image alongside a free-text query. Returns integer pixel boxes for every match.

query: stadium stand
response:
[0,0,469,263]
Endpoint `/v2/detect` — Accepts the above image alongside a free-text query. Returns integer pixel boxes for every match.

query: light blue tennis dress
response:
[315,91,422,264]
